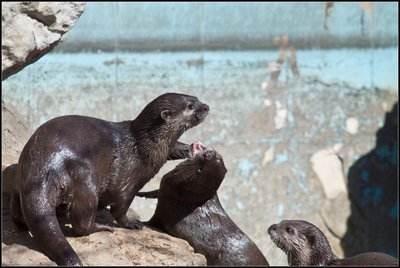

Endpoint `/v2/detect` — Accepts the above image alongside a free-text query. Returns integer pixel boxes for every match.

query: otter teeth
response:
[191,142,206,156]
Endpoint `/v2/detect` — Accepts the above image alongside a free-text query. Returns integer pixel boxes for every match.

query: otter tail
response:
[136,189,159,199]
[136,189,162,228]
[20,175,82,266]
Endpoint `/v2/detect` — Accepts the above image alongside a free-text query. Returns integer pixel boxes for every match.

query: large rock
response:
[1,100,32,169]
[1,2,86,80]
[2,100,32,201]
[2,208,206,266]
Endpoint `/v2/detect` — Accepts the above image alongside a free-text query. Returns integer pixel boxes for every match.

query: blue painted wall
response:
[59,2,398,51]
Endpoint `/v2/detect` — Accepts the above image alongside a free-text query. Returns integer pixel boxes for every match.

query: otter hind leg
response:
[20,173,82,266]
[69,176,113,235]
[10,191,28,230]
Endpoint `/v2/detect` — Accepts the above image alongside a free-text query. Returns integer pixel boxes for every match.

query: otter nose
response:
[268,224,277,234]
[200,104,209,113]
[204,149,215,160]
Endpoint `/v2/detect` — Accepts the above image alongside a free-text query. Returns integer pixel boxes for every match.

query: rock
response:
[1,2,86,80]
[262,147,274,166]
[2,208,207,266]
[320,193,351,239]
[1,100,32,169]
[346,117,359,134]
[310,144,348,199]
[274,101,287,130]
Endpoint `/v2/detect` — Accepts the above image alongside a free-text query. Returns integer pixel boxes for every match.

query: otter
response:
[137,145,269,266]
[268,220,398,266]
[10,93,209,266]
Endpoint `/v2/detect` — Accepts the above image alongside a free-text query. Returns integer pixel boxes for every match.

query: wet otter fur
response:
[138,145,269,265]
[10,93,209,266]
[268,220,398,266]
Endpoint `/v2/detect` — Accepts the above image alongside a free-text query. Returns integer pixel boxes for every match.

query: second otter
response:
[268,220,398,266]
[138,145,269,266]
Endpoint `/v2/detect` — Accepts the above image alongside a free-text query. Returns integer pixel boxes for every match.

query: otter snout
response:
[268,224,277,233]
[195,103,209,121]
[204,148,216,160]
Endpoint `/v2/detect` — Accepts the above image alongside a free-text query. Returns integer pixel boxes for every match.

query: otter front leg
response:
[110,197,143,230]
[168,141,191,160]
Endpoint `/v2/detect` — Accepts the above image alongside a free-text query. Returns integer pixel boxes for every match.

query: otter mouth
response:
[191,142,206,157]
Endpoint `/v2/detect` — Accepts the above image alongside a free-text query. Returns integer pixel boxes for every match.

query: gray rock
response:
[1,99,32,168]
[2,208,207,266]
[1,2,86,80]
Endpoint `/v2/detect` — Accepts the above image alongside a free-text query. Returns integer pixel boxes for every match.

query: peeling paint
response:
[235,200,244,210]
[275,150,288,164]
[287,111,294,124]
[263,98,272,106]
[274,101,287,130]
[262,147,274,166]
[276,203,284,217]
[346,117,359,134]
[311,146,348,199]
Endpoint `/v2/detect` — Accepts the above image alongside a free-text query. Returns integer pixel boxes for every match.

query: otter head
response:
[267,220,336,266]
[161,142,227,203]
[133,93,209,137]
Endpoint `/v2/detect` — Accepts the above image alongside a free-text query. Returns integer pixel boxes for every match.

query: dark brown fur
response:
[268,220,398,266]
[10,93,209,266]
[138,147,269,266]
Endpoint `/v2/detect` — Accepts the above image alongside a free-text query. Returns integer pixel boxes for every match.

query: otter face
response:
[180,96,209,129]
[267,220,335,266]
[158,93,209,130]
[268,220,309,252]
[190,143,227,187]
[162,142,227,202]
[136,93,209,134]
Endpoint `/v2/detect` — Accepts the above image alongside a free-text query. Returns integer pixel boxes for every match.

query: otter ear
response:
[161,110,172,122]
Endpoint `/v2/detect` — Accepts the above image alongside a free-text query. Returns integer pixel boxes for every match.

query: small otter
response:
[11,93,209,266]
[137,145,269,266]
[268,220,398,266]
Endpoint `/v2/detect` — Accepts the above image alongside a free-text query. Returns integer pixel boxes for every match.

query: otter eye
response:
[197,168,202,173]
[188,104,194,110]
[286,227,294,234]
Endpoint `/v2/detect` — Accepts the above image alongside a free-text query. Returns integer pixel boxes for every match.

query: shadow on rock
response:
[342,102,398,258]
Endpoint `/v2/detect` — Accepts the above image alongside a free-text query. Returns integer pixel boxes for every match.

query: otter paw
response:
[117,218,144,230]
[95,223,114,233]
[125,220,144,230]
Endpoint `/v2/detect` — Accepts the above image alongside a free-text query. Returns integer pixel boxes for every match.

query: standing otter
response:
[137,145,269,266]
[10,93,209,266]
[268,220,398,266]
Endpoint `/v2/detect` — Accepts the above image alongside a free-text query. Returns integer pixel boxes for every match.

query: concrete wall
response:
[58,2,398,51]
[2,2,398,265]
